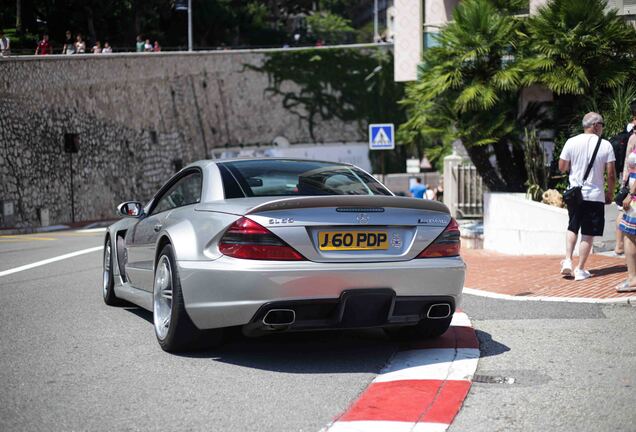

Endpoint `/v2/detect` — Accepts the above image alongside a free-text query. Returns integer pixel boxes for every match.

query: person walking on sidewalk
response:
[559,112,616,281]
[616,149,636,292]
[409,178,426,199]
[617,147,636,292]
[613,100,636,255]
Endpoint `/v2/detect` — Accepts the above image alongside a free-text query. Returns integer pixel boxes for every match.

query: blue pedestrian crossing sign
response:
[369,124,395,150]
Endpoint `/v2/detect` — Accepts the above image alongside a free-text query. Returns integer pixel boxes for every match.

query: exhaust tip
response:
[427,303,452,319]
[262,309,296,327]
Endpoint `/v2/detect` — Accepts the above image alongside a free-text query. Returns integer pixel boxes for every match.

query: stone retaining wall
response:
[0,46,374,228]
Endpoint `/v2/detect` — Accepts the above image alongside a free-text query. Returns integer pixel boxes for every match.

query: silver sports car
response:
[103,158,465,352]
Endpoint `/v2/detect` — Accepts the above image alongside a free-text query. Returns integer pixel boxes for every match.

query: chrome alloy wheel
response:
[102,241,112,298]
[153,255,173,340]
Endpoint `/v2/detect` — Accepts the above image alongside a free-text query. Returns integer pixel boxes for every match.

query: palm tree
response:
[524,0,636,134]
[400,0,531,191]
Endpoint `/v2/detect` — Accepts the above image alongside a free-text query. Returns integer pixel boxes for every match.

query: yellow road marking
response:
[0,235,57,241]
[47,233,103,237]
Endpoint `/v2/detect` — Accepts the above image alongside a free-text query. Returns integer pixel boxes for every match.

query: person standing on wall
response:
[559,112,616,281]
[136,35,144,52]
[35,34,52,55]
[75,34,86,54]
[613,100,636,255]
[62,30,75,54]
[0,30,11,57]
[409,177,427,199]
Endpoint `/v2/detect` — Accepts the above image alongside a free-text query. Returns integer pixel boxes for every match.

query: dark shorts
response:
[567,200,605,236]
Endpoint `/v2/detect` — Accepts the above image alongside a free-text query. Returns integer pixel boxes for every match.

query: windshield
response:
[219,159,392,198]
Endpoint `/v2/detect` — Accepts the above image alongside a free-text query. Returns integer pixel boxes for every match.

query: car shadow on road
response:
[188,328,400,374]
[123,305,398,373]
[123,306,153,324]
[122,306,503,374]
[476,329,510,358]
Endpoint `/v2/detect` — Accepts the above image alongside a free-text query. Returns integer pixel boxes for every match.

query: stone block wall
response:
[0,47,368,228]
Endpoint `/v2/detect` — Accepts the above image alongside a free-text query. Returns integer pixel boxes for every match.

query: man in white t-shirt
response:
[559,112,615,281]
[0,30,10,57]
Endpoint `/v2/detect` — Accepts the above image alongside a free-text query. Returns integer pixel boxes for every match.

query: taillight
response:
[416,218,460,258]
[219,217,305,261]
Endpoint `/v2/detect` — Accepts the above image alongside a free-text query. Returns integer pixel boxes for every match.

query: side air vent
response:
[336,207,385,213]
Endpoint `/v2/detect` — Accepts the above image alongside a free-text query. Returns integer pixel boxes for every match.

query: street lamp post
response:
[176,0,192,51]
[374,0,379,42]
[188,0,192,51]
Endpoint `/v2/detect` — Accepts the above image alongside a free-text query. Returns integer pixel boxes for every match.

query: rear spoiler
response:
[244,196,449,215]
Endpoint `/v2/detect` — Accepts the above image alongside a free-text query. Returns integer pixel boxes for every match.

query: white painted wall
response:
[484,193,619,255]
[484,193,570,255]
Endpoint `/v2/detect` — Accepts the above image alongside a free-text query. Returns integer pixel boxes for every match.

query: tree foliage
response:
[306,12,354,44]
[1,0,371,51]
[400,0,533,191]
[400,0,636,191]
[249,47,407,172]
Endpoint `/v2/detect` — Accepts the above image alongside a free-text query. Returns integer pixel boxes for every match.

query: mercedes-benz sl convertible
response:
[102,158,465,352]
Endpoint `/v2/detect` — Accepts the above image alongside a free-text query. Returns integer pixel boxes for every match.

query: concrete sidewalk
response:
[463,249,636,300]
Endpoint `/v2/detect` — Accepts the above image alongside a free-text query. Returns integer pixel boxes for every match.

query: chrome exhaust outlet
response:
[427,303,452,319]
[262,309,296,327]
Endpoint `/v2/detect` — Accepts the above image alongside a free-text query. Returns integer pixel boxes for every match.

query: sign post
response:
[64,133,79,223]
[369,123,395,176]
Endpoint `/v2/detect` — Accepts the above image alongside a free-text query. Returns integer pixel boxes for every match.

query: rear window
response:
[220,159,392,199]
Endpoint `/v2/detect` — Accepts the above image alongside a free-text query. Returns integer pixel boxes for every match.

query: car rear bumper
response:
[177,256,465,330]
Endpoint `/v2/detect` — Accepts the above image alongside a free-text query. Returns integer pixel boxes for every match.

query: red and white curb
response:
[322,311,479,432]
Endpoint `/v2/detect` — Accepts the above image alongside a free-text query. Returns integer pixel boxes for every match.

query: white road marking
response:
[325,421,448,432]
[75,228,107,233]
[0,246,104,277]
[463,287,636,304]
[450,311,470,327]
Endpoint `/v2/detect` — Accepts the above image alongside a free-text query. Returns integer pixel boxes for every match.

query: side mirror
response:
[117,201,143,218]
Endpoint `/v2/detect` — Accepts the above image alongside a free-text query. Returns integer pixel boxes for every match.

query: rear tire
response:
[103,237,123,306]
[385,316,452,340]
[153,244,223,353]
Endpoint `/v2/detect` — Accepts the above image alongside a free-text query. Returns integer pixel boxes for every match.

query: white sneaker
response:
[560,259,573,276]
[574,269,591,281]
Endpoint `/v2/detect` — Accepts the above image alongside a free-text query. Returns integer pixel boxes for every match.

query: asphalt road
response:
[1,229,635,431]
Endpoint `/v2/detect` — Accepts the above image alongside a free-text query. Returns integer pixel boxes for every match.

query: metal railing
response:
[455,164,483,218]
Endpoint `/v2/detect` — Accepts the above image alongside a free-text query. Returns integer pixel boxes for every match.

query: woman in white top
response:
[75,35,86,54]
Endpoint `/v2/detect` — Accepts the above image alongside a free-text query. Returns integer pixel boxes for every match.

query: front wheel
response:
[153,244,223,352]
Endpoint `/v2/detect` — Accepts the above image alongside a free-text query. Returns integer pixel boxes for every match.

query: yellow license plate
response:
[318,231,389,251]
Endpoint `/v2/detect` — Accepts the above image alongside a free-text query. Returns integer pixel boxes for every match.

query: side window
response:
[152,171,202,215]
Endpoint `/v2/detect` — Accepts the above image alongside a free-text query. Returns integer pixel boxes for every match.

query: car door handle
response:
[153,224,162,232]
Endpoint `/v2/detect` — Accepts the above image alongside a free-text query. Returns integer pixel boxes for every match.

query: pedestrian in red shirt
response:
[35,34,52,55]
